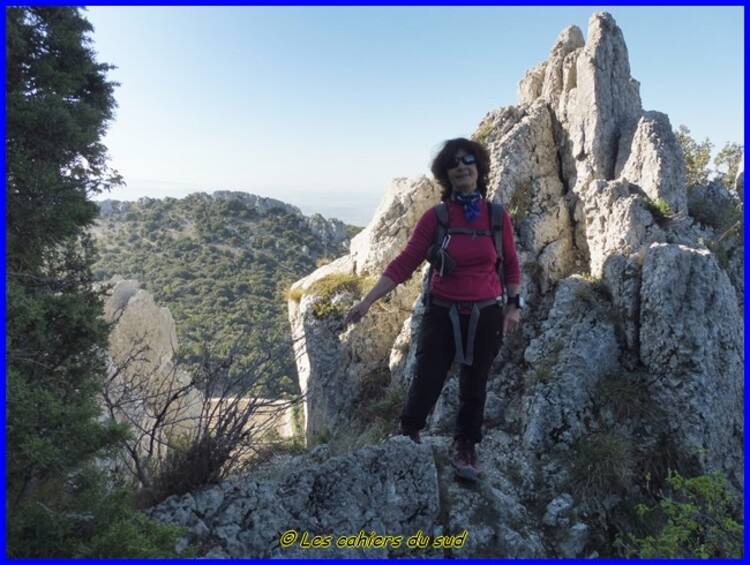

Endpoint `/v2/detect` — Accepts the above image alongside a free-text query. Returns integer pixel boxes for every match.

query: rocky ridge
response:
[97,190,350,245]
[149,13,743,558]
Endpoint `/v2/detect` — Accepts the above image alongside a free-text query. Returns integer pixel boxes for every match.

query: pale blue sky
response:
[85,6,745,226]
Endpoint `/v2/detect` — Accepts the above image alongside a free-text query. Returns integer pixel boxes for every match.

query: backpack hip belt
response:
[429,296,501,367]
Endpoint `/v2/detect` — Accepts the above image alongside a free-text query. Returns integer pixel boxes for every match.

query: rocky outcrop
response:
[103,278,204,475]
[152,12,743,558]
[348,176,442,276]
[288,176,441,443]
[479,100,575,293]
[618,112,688,214]
[103,279,301,481]
[150,437,546,558]
[639,244,744,487]
[151,440,441,558]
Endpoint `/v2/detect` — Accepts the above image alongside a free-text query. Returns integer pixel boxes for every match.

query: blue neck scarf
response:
[452,190,482,222]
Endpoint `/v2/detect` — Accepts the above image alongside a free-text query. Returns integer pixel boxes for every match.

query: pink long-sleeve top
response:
[383,199,521,302]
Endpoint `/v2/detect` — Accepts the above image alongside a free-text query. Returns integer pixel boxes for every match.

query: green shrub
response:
[473,122,494,145]
[306,273,375,319]
[571,430,634,502]
[362,384,406,425]
[532,358,555,384]
[357,368,392,403]
[595,371,650,421]
[351,372,405,444]
[7,478,191,558]
[620,471,743,558]
[529,339,564,384]
[508,179,534,223]
[308,272,367,297]
[146,434,229,506]
[574,285,599,306]
[311,298,339,319]
[644,197,673,226]
[76,512,192,558]
[283,285,305,303]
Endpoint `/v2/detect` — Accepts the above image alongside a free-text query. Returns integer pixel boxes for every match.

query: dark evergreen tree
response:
[5,7,184,556]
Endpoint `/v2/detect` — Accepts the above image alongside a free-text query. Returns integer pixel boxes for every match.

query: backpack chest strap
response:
[444,227,493,239]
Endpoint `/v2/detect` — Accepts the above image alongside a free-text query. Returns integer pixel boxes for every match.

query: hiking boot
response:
[452,436,478,482]
[397,424,421,444]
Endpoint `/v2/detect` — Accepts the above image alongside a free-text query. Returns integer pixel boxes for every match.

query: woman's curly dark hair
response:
[430,138,491,201]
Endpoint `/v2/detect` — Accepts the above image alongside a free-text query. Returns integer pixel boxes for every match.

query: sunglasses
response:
[447,154,477,169]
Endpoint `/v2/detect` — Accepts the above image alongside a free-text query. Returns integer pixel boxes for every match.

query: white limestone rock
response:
[150,440,442,558]
[565,12,643,186]
[581,178,665,277]
[522,277,620,452]
[349,175,441,276]
[288,176,438,443]
[617,111,688,214]
[103,279,204,472]
[640,243,744,487]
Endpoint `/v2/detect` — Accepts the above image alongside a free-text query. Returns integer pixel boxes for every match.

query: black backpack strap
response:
[489,201,506,296]
[434,202,449,244]
[422,203,450,306]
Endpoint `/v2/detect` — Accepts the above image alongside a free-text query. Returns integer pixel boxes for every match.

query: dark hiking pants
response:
[399,301,503,443]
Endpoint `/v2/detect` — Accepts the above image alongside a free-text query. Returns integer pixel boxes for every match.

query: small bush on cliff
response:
[571,430,635,503]
[644,197,673,226]
[473,121,494,145]
[619,471,743,558]
[306,272,375,319]
[575,275,613,305]
[508,179,534,223]
[595,371,650,421]
[284,284,305,303]
[309,272,367,297]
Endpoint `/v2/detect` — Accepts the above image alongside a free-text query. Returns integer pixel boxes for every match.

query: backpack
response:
[422,200,505,305]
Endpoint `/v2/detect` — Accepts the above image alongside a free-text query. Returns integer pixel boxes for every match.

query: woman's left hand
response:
[503,305,521,335]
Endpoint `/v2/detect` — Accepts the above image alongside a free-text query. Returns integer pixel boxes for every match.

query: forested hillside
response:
[91,191,357,396]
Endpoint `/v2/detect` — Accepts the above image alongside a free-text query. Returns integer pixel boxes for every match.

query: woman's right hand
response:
[344,300,371,326]
[342,275,395,327]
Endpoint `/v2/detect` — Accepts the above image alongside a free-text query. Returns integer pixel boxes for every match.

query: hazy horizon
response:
[96,185,383,227]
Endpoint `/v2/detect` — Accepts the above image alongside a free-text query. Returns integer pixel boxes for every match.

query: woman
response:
[345,138,522,482]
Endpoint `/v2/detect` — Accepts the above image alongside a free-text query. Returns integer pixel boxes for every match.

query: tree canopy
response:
[91,194,352,396]
[5,7,183,556]
[674,125,743,191]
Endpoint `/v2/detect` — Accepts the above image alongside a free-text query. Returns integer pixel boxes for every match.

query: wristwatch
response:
[506,295,525,308]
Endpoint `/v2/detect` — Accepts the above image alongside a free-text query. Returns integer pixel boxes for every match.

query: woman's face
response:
[447,149,479,195]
